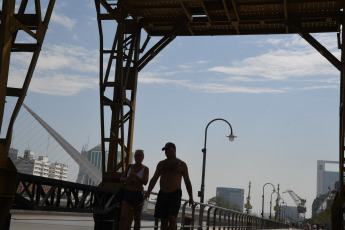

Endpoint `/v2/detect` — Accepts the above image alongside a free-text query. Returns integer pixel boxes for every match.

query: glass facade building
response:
[77,144,102,185]
[216,187,244,212]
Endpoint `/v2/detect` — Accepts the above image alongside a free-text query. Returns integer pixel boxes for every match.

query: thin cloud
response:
[209,48,339,81]
[140,34,340,94]
[37,45,99,73]
[11,44,98,73]
[184,83,291,94]
[9,44,99,96]
[139,73,292,94]
[298,85,339,91]
[178,60,210,70]
[51,12,76,31]
[30,74,98,96]
[8,32,340,96]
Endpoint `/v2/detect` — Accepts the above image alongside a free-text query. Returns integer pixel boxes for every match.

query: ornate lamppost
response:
[261,183,275,219]
[270,190,277,220]
[198,118,236,228]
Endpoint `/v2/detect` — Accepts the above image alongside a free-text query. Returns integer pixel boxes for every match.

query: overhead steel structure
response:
[0,0,345,229]
[94,0,344,228]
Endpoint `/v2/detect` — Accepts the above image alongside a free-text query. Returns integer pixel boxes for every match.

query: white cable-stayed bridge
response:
[8,104,101,184]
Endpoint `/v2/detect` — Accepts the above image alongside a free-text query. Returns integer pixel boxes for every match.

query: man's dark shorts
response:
[154,189,182,218]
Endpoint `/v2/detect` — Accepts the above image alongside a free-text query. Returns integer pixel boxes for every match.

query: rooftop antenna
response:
[82,137,89,153]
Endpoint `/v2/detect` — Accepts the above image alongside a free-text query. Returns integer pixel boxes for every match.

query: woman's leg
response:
[133,204,143,230]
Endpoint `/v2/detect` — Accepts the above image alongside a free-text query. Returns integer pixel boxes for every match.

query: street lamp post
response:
[261,183,275,219]
[198,118,236,228]
[269,190,277,220]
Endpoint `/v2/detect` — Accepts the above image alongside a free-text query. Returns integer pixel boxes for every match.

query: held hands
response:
[143,191,151,200]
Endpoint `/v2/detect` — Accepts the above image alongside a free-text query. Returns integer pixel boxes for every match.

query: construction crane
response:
[244,181,252,214]
[283,189,306,219]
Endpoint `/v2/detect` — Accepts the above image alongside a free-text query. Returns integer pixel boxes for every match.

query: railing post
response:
[213,208,218,230]
[227,211,231,230]
[231,212,236,230]
[207,206,213,230]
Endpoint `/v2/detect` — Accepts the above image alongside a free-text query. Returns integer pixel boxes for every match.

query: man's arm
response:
[182,162,194,206]
[144,162,161,198]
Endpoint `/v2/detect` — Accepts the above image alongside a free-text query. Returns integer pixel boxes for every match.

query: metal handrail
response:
[145,194,289,230]
[11,173,289,229]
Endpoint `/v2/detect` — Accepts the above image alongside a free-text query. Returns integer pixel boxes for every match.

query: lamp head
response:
[227,134,237,142]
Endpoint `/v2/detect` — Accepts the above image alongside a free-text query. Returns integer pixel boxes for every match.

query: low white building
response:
[15,150,68,181]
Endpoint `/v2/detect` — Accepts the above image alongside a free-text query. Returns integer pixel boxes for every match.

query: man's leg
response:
[161,218,168,230]
[167,215,177,230]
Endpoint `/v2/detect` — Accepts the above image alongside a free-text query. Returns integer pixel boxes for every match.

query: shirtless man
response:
[144,142,194,230]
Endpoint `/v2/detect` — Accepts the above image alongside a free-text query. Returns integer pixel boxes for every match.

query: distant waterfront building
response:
[15,149,68,180]
[280,206,299,223]
[77,144,102,186]
[76,145,132,186]
[49,161,69,180]
[216,187,244,212]
[9,148,18,160]
[312,189,337,217]
[317,160,338,195]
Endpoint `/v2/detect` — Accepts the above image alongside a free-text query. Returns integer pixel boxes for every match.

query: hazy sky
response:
[2,0,342,218]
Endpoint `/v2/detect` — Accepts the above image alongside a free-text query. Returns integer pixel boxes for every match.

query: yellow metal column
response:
[0,0,56,227]
[0,0,18,227]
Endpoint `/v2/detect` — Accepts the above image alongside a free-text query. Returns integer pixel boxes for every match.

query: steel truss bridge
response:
[0,0,345,229]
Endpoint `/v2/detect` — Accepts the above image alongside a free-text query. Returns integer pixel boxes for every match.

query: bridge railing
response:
[11,173,288,229]
[12,172,119,214]
[143,194,288,230]
[177,200,288,230]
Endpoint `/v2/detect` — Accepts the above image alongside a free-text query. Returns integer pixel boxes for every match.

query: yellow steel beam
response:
[0,0,55,227]
[0,0,15,141]
[0,1,17,227]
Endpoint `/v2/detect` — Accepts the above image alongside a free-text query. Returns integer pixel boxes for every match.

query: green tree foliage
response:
[207,196,241,211]
[310,201,332,227]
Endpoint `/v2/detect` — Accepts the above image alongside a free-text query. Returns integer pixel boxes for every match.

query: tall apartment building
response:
[317,160,338,195]
[216,187,244,212]
[15,149,68,181]
[77,144,102,185]
[76,144,129,185]
[49,161,69,180]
